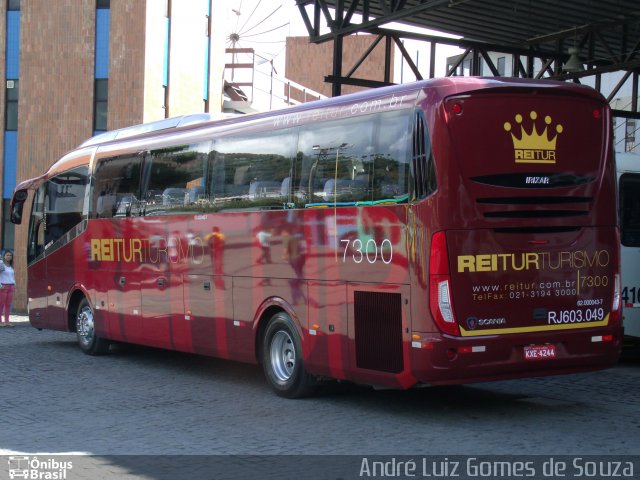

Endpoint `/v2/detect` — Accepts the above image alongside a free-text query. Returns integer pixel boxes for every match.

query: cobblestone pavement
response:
[0,315,639,477]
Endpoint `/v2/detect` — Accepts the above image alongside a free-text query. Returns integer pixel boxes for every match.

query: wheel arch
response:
[253,297,302,365]
[66,286,91,332]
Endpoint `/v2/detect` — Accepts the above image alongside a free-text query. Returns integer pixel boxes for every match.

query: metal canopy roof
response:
[295,0,640,117]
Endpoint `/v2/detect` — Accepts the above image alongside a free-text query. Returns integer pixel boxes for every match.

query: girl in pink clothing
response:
[0,250,15,327]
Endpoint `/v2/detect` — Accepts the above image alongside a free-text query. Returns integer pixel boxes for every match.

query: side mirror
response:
[10,189,28,225]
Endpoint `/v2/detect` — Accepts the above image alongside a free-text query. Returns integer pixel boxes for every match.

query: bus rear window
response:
[620,173,640,246]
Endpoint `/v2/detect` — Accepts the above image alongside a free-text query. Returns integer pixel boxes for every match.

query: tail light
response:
[429,231,460,336]
[609,227,622,326]
[609,273,622,325]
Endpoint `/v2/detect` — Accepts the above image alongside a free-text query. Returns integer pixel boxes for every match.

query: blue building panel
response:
[203,38,210,101]
[203,0,211,101]
[95,9,110,78]
[6,11,20,78]
[3,132,18,199]
[163,17,170,86]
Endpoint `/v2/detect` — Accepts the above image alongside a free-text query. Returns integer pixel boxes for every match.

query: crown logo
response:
[504,111,563,164]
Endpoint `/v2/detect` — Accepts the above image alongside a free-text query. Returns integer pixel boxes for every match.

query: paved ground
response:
[1,315,639,477]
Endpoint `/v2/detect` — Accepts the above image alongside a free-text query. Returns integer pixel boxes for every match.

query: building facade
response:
[285,35,394,99]
[1,0,225,311]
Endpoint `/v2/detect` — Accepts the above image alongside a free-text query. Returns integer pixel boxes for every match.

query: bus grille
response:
[483,210,589,218]
[476,196,591,219]
[493,226,581,234]
[354,291,403,374]
[477,196,592,205]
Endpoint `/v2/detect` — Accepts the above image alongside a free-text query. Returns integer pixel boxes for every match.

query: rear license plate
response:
[524,344,556,360]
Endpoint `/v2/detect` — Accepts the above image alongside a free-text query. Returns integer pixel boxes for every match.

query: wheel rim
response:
[77,305,94,348]
[270,330,296,382]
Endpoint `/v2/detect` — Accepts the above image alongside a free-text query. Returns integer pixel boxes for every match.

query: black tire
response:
[262,312,316,398]
[76,297,110,355]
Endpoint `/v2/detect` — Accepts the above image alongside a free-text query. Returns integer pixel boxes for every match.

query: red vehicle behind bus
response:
[11,78,622,397]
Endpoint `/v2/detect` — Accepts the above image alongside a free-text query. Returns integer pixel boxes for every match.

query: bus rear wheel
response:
[76,298,109,355]
[262,312,316,398]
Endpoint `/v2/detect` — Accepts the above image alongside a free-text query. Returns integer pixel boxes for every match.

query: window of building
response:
[2,200,15,252]
[446,62,455,76]
[7,0,20,11]
[462,58,471,76]
[5,80,18,131]
[94,79,108,131]
[626,119,636,152]
[96,0,110,8]
[497,56,506,76]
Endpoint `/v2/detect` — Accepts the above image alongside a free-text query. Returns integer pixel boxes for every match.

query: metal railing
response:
[252,66,327,110]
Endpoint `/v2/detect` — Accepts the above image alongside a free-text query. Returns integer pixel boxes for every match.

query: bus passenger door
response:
[23,234,63,331]
[25,184,50,329]
[44,251,68,330]
[27,257,48,329]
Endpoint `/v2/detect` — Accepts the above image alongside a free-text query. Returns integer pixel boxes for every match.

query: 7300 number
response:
[341,238,393,264]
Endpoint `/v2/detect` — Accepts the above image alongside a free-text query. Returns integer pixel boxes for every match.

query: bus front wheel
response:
[76,298,109,355]
[262,312,316,398]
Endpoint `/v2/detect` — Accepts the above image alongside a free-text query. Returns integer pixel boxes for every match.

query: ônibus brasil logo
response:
[7,456,73,480]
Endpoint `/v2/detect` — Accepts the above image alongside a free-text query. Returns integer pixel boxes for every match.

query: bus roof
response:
[84,78,602,149]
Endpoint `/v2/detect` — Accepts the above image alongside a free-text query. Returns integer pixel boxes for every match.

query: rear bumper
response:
[410,325,623,385]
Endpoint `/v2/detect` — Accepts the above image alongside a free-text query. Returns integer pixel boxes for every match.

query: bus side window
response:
[92,154,142,219]
[141,142,211,216]
[213,130,296,211]
[373,110,411,202]
[620,173,640,247]
[297,117,374,205]
[296,111,413,206]
[44,166,89,247]
[412,111,436,200]
[209,149,225,201]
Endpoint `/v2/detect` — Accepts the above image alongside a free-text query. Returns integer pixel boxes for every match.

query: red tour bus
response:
[11,78,622,397]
